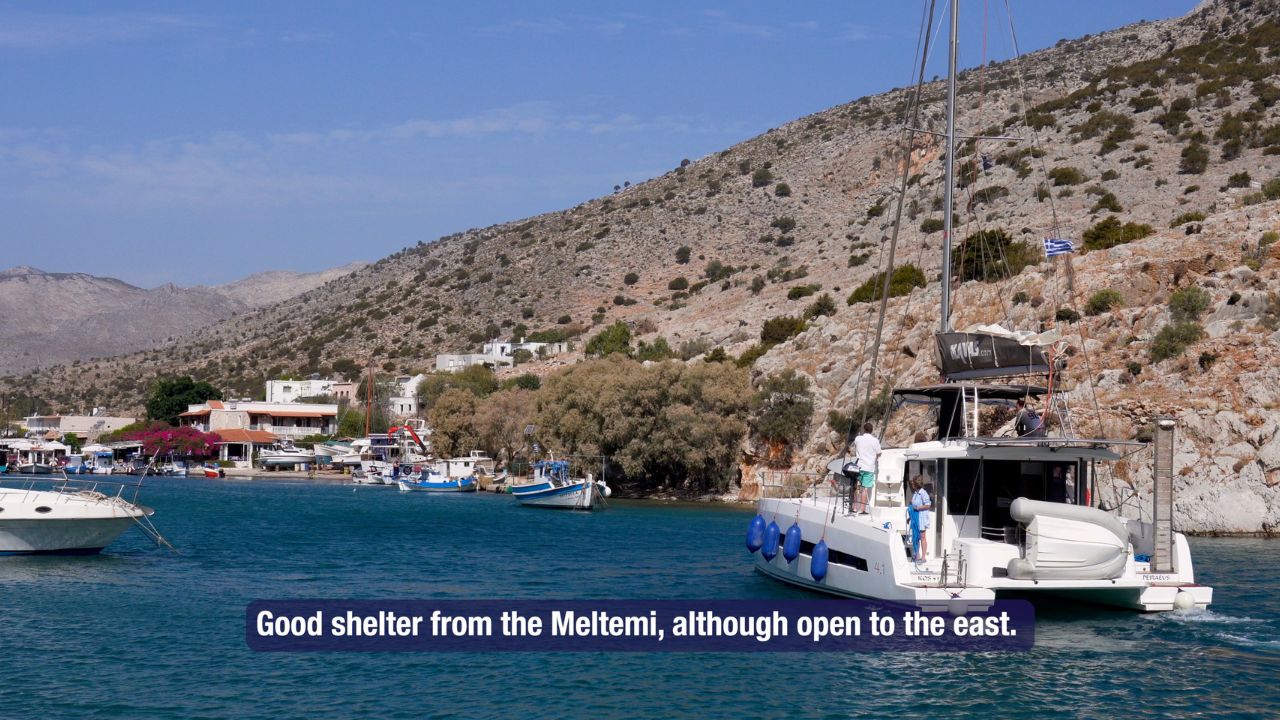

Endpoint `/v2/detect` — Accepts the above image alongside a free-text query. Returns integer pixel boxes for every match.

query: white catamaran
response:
[748,0,1211,613]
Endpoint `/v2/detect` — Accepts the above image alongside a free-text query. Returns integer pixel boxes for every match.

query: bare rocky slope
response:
[4,0,1279,531]
[0,263,365,376]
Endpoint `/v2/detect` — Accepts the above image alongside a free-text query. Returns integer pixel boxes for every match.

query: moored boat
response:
[747,0,1211,613]
[396,467,478,493]
[0,476,154,555]
[510,459,609,510]
[258,439,315,468]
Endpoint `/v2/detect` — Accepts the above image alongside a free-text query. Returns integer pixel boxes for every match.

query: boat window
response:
[904,459,938,499]
[35,506,52,513]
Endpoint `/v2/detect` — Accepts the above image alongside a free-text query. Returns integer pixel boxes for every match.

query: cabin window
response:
[904,459,938,500]
[35,506,52,514]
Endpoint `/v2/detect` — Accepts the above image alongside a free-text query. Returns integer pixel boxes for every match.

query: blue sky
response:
[0,1,1195,287]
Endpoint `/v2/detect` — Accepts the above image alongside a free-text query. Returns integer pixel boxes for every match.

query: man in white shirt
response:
[852,423,881,514]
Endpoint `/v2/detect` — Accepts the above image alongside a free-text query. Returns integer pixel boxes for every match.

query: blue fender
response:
[783,522,802,562]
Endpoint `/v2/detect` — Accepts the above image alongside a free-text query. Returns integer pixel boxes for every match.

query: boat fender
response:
[597,481,612,498]
[761,521,781,560]
[1173,591,1195,611]
[746,514,766,553]
[810,539,829,580]
[783,523,802,562]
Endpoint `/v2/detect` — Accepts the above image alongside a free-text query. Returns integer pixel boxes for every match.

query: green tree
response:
[428,389,480,458]
[950,229,1035,283]
[584,321,632,358]
[146,376,223,426]
[530,356,751,492]
[750,370,815,467]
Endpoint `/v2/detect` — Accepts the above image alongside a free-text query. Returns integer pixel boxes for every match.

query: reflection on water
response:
[0,478,1276,718]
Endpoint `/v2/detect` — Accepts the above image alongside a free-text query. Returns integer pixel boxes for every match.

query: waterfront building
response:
[178,399,337,440]
[22,413,137,442]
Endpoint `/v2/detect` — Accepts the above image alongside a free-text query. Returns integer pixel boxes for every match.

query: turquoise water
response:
[1,477,1276,719]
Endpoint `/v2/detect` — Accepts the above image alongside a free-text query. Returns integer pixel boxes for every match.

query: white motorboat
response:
[313,441,353,466]
[0,477,153,555]
[258,439,315,468]
[747,0,1211,613]
[510,460,609,510]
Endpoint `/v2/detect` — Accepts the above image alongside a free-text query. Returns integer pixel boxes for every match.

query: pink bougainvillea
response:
[125,424,222,458]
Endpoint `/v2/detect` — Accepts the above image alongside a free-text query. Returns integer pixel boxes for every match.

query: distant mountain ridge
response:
[0,262,366,375]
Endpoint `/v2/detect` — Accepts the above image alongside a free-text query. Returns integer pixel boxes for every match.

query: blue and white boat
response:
[510,460,609,510]
[397,466,478,493]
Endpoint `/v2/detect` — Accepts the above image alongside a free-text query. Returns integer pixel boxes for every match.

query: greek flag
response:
[1043,237,1075,257]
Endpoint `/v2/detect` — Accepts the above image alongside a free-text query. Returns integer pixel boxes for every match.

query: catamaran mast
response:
[940,0,959,333]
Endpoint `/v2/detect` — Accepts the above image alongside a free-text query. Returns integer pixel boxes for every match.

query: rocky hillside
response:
[0,263,365,375]
[4,0,1279,531]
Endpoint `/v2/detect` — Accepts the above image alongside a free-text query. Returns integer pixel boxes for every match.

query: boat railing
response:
[757,469,836,503]
[0,475,147,506]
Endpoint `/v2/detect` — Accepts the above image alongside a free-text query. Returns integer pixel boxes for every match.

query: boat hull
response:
[17,464,53,475]
[0,516,136,554]
[398,476,478,493]
[511,480,600,510]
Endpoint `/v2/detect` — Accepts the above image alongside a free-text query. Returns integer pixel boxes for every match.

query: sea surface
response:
[1,476,1276,719]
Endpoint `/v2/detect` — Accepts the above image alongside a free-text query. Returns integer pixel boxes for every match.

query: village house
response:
[434,338,568,373]
[22,413,137,442]
[178,399,338,464]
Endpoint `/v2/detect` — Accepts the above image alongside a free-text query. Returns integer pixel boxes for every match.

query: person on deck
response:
[853,423,881,514]
[1014,398,1046,438]
[910,475,932,562]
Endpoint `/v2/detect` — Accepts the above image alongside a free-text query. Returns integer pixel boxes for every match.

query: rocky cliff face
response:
[0,263,365,375]
[3,0,1278,531]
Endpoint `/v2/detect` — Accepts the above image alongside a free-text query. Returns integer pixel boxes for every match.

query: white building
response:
[265,376,354,404]
[389,374,426,418]
[23,413,137,442]
[178,399,338,441]
[435,338,569,373]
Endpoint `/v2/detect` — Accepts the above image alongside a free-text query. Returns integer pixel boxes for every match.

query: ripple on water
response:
[0,478,1276,719]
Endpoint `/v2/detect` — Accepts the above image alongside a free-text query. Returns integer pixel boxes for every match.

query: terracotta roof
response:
[214,429,277,444]
[256,410,334,418]
[208,400,225,409]
[179,409,211,417]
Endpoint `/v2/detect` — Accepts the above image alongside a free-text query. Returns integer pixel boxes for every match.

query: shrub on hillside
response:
[1049,166,1086,186]
[950,229,1036,282]
[1170,285,1211,322]
[1085,289,1124,315]
[1150,322,1204,362]
[760,315,808,346]
[1082,216,1156,251]
[847,264,927,305]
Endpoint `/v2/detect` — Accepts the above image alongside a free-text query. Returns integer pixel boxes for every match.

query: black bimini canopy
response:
[892,384,1047,440]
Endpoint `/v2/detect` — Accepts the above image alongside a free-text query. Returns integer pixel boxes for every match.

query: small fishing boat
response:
[202,464,223,479]
[62,453,89,474]
[397,466,478,493]
[82,446,117,475]
[510,459,609,510]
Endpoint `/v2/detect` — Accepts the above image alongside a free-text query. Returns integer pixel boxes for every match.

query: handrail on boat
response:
[0,475,146,505]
